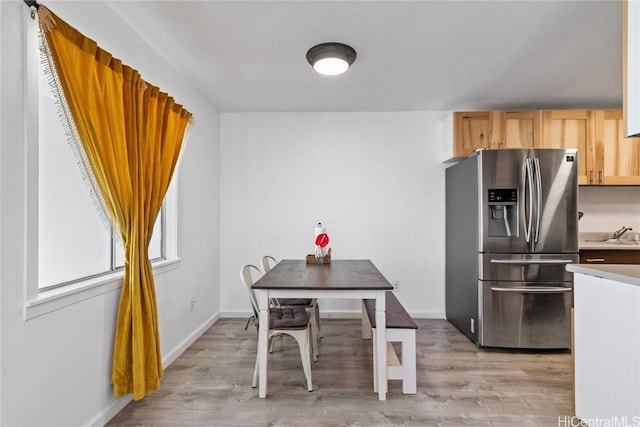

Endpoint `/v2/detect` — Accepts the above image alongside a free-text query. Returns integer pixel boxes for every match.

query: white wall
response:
[1,1,637,425]
[220,112,447,318]
[578,186,640,234]
[0,1,220,426]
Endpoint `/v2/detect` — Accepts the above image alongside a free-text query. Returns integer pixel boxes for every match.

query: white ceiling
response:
[104,0,622,113]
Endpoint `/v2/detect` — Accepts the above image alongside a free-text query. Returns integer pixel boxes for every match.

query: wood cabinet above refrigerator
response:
[540,110,594,185]
[451,111,541,158]
[541,109,640,185]
[446,109,640,186]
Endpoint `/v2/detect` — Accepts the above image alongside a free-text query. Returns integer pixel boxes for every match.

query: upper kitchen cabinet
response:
[452,111,540,158]
[452,111,497,158]
[542,109,640,185]
[502,110,542,149]
[595,110,640,185]
[541,110,594,185]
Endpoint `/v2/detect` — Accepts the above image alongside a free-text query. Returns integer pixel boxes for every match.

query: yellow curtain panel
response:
[37,6,192,400]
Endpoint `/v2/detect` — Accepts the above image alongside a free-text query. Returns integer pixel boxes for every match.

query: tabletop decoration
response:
[307,222,332,264]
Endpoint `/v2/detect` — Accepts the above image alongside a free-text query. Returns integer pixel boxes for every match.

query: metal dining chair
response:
[260,255,278,274]
[260,255,320,361]
[240,264,313,392]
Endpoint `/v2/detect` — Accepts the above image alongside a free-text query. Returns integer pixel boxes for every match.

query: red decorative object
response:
[315,233,329,248]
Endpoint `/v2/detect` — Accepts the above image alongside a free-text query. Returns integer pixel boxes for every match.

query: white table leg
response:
[256,290,270,398]
[374,293,387,400]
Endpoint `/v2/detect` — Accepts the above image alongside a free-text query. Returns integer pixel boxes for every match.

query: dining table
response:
[251,259,393,400]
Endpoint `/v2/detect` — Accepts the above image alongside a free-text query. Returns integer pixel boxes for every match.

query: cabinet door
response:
[597,110,640,185]
[542,110,594,185]
[579,249,640,264]
[453,111,499,157]
[502,111,541,149]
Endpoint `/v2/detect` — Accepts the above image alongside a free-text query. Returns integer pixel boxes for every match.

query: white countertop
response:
[567,263,640,286]
[579,232,640,250]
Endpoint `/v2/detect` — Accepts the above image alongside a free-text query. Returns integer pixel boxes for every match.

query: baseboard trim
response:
[87,395,132,427]
[220,310,445,320]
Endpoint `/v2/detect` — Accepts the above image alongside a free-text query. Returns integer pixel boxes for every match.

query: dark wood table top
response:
[252,259,393,291]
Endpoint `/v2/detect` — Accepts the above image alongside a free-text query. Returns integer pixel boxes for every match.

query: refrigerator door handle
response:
[490,259,576,265]
[524,158,534,244]
[533,157,542,243]
[490,286,571,294]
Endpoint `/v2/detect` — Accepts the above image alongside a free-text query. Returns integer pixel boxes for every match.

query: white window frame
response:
[23,9,180,320]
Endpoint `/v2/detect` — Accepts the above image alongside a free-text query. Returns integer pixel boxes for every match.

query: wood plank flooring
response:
[107,318,572,427]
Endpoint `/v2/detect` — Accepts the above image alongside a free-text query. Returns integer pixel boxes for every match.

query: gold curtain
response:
[37,6,192,400]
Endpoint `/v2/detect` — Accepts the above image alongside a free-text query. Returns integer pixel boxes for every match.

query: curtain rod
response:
[23,0,39,9]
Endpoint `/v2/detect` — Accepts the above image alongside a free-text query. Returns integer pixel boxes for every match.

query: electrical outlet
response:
[471,318,475,334]
[189,295,195,311]
[391,280,399,291]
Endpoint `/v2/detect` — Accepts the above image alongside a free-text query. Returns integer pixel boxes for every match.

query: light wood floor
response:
[107,318,572,426]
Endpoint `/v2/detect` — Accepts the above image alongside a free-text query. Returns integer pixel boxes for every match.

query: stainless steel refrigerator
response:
[445,149,578,349]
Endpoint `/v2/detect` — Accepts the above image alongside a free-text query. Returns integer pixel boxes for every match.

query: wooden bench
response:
[362,291,417,394]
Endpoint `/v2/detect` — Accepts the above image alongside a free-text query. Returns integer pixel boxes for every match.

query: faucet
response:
[612,226,633,240]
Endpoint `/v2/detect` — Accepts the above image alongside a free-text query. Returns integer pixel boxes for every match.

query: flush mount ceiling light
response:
[306,42,357,76]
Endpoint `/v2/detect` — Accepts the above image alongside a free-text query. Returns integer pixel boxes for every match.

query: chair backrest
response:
[240,264,263,318]
[260,255,278,273]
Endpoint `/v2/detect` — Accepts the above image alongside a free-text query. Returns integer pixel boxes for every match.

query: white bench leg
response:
[401,330,416,394]
[362,301,417,395]
[372,328,417,395]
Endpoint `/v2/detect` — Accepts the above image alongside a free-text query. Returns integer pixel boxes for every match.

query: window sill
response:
[24,258,181,320]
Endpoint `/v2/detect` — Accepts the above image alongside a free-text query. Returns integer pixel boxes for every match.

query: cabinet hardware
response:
[585,258,606,262]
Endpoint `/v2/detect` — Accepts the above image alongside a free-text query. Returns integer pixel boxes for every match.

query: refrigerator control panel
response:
[488,189,517,204]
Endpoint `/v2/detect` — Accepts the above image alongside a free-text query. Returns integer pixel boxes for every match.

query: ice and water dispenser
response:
[487,189,518,237]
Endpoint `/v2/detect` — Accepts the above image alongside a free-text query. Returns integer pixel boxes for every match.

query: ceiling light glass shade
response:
[312,57,349,76]
[306,42,357,76]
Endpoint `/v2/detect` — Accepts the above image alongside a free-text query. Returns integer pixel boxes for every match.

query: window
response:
[37,64,164,290]
[25,13,179,317]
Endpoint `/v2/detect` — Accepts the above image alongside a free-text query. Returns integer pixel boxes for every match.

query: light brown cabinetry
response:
[596,110,640,185]
[452,111,497,158]
[451,110,639,185]
[579,249,640,264]
[503,110,542,149]
[452,111,541,158]
[541,109,640,185]
[540,110,594,185]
